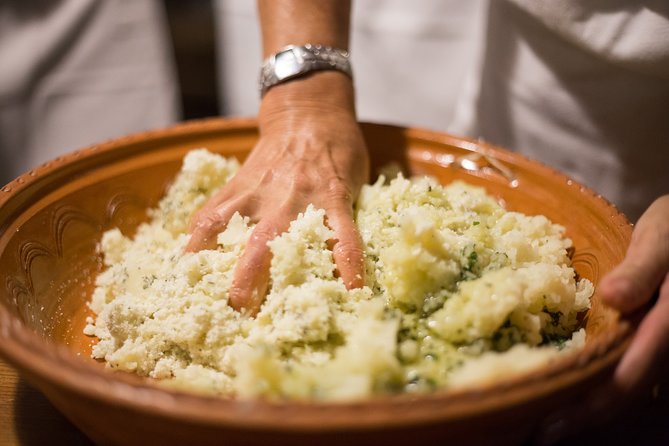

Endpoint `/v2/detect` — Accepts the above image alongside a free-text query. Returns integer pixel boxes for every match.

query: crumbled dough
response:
[86,149,592,400]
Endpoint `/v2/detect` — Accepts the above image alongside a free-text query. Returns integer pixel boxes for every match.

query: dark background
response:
[163,0,219,120]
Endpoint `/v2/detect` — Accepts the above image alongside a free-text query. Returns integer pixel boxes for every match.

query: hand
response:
[185,73,369,315]
[538,195,669,444]
[599,194,669,394]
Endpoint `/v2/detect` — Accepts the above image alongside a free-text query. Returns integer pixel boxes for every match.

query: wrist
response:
[259,71,356,127]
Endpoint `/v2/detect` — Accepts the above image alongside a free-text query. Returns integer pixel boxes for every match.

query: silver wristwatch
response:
[259,44,352,97]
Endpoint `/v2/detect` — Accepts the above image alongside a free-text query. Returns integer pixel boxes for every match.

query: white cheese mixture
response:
[85,149,593,400]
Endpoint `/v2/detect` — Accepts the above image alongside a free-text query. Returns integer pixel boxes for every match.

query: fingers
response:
[228,214,292,315]
[599,196,669,400]
[599,196,669,312]
[185,197,252,252]
[536,275,669,443]
[326,204,365,290]
[187,188,234,233]
[614,273,669,393]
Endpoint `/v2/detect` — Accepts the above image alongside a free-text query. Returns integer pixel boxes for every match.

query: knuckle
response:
[333,239,364,260]
[192,209,220,229]
[326,180,353,203]
[188,209,207,229]
[250,226,277,244]
[240,251,269,273]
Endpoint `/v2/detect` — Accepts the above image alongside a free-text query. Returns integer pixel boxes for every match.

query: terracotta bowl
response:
[0,118,634,445]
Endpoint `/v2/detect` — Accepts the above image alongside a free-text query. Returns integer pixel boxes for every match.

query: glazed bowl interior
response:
[0,118,633,445]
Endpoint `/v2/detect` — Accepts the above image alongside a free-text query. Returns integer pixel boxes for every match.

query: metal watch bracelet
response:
[259,44,352,97]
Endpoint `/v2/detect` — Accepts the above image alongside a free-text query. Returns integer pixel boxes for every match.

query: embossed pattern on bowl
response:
[0,118,634,446]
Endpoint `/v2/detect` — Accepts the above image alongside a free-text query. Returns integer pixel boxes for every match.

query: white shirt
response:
[216,0,668,220]
[451,0,669,220]
[0,0,179,183]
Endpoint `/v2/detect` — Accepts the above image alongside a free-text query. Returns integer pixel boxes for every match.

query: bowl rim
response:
[0,117,635,431]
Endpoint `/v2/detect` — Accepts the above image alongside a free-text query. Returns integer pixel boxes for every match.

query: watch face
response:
[274,50,301,80]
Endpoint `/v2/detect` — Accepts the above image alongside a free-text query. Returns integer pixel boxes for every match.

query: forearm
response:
[257,0,355,119]
[258,0,351,56]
